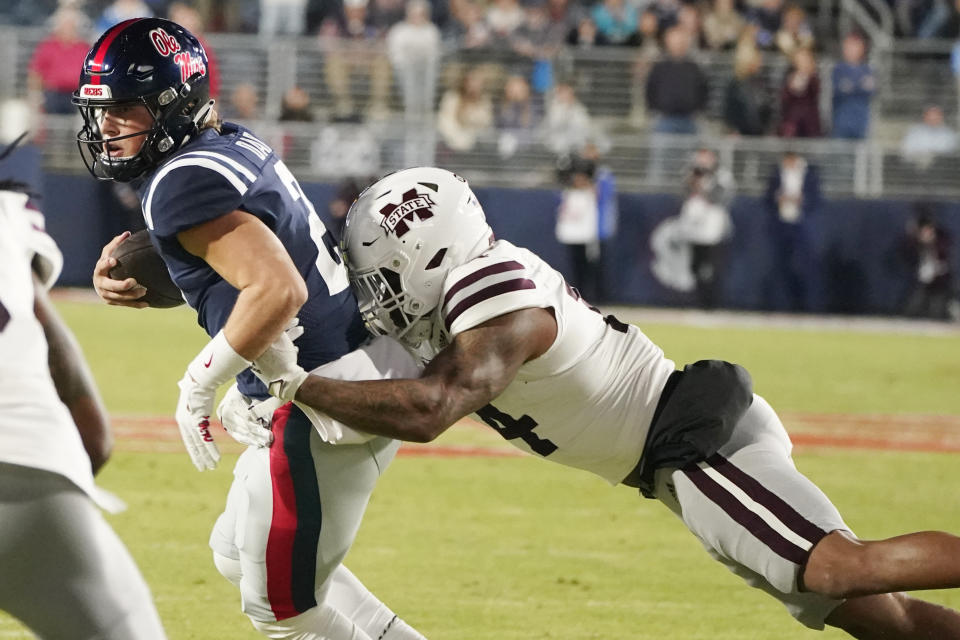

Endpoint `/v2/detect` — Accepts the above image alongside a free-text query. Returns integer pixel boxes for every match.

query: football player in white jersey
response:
[0,176,167,639]
[253,167,960,638]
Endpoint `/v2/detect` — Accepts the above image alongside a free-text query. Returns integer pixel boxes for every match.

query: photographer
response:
[677,148,734,309]
[555,146,617,302]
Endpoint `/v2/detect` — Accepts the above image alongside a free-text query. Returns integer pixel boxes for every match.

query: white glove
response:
[252,319,308,402]
[251,319,346,443]
[216,383,277,448]
[176,330,251,471]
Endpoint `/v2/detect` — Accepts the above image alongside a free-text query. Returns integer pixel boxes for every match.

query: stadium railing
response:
[4,26,959,198]
[29,113,960,198]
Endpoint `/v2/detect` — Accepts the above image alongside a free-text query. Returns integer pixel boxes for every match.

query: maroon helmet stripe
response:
[89,18,145,83]
[444,278,536,331]
[442,260,525,308]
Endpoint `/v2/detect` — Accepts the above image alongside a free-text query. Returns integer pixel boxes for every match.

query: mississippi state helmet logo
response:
[378,189,436,237]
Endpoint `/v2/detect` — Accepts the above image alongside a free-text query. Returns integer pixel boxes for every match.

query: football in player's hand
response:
[109,230,184,308]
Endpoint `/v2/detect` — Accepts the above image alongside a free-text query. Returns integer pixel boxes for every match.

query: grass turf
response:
[1,302,958,639]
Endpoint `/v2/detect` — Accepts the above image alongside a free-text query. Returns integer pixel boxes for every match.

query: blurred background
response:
[2,0,960,318]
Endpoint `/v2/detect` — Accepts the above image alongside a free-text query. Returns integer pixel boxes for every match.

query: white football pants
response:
[0,462,166,640]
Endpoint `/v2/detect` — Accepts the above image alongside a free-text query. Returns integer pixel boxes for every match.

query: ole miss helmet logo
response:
[149,27,206,83]
[149,28,181,56]
[378,189,436,237]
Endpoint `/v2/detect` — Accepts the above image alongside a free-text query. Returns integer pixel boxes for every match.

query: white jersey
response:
[0,191,98,499]
[429,239,676,485]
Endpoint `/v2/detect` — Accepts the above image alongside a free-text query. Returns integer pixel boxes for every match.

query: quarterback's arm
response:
[33,274,113,474]
[293,307,557,442]
[177,209,307,359]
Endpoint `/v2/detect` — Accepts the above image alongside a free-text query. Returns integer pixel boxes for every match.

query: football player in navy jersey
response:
[76,18,425,640]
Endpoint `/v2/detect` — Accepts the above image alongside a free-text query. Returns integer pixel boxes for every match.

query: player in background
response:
[0,160,167,639]
[76,19,424,640]
[253,167,960,638]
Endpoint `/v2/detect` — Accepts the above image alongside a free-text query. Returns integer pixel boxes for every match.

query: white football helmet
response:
[342,167,493,346]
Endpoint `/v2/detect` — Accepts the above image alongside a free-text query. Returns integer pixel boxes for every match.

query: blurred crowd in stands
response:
[4,0,958,319]
[11,0,960,169]
[10,0,960,144]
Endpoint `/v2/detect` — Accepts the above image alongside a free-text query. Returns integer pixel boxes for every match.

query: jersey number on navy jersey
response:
[273,159,349,295]
[476,404,558,456]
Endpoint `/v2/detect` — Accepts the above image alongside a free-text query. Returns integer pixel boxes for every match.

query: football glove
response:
[251,318,308,402]
[175,330,250,471]
[216,383,278,448]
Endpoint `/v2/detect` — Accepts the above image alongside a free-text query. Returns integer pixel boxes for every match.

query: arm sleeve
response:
[142,159,252,238]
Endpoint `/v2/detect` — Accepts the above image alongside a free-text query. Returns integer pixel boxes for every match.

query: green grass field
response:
[2,301,960,639]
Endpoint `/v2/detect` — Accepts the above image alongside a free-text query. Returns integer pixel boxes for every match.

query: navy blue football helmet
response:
[72,18,213,182]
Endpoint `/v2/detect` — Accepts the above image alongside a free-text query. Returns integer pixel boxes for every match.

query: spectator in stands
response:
[28,7,91,115]
[512,2,565,72]
[226,82,260,120]
[830,32,874,139]
[723,43,774,135]
[279,86,315,121]
[637,10,663,57]
[496,74,540,157]
[675,4,707,52]
[647,0,681,31]
[591,0,641,46]
[764,149,823,311]
[645,26,709,134]
[677,148,735,309]
[388,0,441,165]
[167,2,220,100]
[368,0,407,31]
[901,204,957,320]
[321,0,393,120]
[259,0,307,36]
[542,81,605,155]
[627,9,663,126]
[546,0,577,39]
[555,147,617,303]
[774,4,813,57]
[486,0,526,46]
[512,2,566,94]
[567,16,610,46]
[778,47,821,137]
[437,66,494,151]
[387,0,441,118]
[900,104,959,169]
[96,0,154,33]
[744,0,783,50]
[445,0,492,49]
[702,0,745,51]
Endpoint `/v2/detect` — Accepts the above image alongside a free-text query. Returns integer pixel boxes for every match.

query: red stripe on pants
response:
[264,403,299,620]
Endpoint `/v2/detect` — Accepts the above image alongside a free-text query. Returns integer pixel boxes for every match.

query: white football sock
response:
[326,565,427,640]
[251,603,375,640]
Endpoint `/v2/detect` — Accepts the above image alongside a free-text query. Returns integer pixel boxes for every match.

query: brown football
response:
[108,230,184,308]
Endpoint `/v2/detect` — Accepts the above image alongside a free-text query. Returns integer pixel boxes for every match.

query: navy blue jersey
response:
[138,122,367,398]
